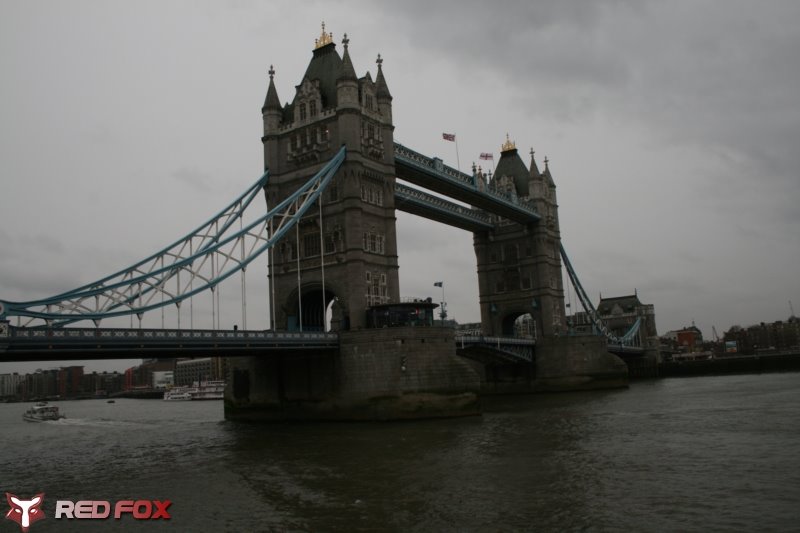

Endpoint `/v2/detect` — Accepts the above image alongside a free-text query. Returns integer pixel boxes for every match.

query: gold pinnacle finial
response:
[501,133,516,152]
[314,21,333,49]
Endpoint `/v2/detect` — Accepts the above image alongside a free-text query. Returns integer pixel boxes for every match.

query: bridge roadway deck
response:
[0,327,537,363]
[0,327,339,361]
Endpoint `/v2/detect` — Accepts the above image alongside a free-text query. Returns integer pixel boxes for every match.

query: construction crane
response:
[712,326,720,342]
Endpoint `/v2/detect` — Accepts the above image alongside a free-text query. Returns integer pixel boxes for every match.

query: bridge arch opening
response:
[285,285,339,332]
[501,312,537,339]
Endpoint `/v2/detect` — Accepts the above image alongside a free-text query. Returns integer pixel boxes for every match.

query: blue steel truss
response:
[0,147,346,326]
[560,243,642,348]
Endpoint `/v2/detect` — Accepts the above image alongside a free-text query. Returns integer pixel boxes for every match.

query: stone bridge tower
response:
[261,26,399,331]
[473,137,566,339]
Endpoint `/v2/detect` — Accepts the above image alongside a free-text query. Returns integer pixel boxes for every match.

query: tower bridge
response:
[0,26,657,420]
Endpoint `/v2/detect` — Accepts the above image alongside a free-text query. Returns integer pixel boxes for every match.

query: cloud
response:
[172,167,216,193]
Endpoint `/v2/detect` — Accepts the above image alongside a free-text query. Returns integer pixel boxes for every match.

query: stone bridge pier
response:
[225,327,479,421]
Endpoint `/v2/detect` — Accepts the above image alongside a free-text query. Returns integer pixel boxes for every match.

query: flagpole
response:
[454,134,461,173]
[443,132,461,172]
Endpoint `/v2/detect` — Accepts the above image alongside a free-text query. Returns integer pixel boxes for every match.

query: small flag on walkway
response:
[442,133,456,142]
[479,152,493,160]
[434,281,443,287]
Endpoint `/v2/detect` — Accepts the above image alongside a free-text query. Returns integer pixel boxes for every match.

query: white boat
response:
[192,380,225,400]
[163,389,193,401]
[163,380,224,401]
[23,402,66,422]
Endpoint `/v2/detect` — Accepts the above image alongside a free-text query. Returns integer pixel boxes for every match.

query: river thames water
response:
[1,372,799,532]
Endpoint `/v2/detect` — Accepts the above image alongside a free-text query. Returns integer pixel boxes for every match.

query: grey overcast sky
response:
[1,0,798,374]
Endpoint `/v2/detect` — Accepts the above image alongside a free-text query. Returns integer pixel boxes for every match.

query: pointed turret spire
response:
[339,33,357,81]
[375,54,392,100]
[262,64,281,112]
[528,147,540,177]
[543,156,555,187]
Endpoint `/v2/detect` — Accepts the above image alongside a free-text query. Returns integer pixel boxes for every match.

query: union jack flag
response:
[442,133,456,142]
[479,152,493,160]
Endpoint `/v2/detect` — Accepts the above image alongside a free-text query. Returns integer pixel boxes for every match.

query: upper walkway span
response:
[393,142,540,225]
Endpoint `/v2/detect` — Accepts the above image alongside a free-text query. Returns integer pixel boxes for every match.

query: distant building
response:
[175,357,226,386]
[596,293,658,338]
[83,371,124,396]
[724,316,800,354]
[0,373,22,398]
[21,369,59,400]
[125,360,176,390]
[663,325,704,352]
[565,292,657,341]
[57,366,84,398]
[152,371,174,389]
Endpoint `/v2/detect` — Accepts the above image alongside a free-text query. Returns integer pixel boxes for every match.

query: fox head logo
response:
[4,493,45,532]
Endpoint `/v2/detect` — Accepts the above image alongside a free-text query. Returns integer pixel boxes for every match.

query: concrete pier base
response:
[224,327,480,421]
[534,336,628,391]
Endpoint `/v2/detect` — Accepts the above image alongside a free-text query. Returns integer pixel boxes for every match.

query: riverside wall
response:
[659,352,800,377]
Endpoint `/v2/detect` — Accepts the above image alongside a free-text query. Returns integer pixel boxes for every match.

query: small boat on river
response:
[23,402,66,422]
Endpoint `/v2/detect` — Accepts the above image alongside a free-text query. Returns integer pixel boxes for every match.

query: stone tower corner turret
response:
[262,65,282,170]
